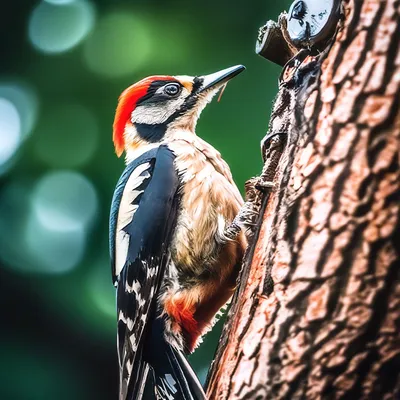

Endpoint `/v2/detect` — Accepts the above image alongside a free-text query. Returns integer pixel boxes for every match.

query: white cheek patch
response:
[131,87,190,125]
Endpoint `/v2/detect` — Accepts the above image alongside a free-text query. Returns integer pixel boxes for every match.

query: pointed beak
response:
[198,65,245,93]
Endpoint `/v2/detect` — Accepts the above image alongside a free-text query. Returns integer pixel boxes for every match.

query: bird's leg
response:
[224,198,260,240]
[224,177,272,240]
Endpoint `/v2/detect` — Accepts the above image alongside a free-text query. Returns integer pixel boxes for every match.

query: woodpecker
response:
[110,65,247,400]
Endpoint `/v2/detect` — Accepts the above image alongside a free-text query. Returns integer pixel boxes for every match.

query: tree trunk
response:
[207,1,400,399]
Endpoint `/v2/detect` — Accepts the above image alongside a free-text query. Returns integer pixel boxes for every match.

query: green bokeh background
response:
[0,0,291,398]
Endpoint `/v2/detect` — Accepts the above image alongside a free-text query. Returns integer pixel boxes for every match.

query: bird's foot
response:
[254,177,275,193]
[224,200,259,240]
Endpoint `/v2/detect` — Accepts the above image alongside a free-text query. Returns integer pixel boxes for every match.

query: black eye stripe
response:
[135,76,203,143]
[192,77,203,93]
[150,80,180,90]
[136,80,182,106]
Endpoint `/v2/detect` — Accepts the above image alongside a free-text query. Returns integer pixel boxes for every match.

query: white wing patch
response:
[156,374,177,400]
[115,162,152,277]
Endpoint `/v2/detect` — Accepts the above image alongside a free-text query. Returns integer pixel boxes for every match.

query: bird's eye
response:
[164,83,181,97]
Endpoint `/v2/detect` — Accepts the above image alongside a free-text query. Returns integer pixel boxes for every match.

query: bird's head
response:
[113,65,245,158]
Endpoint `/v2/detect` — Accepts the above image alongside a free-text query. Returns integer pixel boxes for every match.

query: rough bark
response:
[207,1,400,399]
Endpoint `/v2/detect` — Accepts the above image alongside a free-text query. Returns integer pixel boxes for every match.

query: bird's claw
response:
[224,201,259,240]
[255,179,275,193]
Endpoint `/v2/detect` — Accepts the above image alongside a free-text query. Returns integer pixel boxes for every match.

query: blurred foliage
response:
[0,0,292,398]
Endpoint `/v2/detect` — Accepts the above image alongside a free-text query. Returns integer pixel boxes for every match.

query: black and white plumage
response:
[111,146,202,399]
[110,65,248,400]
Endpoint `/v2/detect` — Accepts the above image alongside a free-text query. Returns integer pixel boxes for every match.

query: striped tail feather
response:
[142,317,207,400]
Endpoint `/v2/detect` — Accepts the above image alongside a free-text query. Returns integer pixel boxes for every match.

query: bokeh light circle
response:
[0,82,39,140]
[32,170,98,232]
[28,0,95,54]
[0,82,39,174]
[34,104,98,167]
[87,263,115,319]
[83,12,151,77]
[44,0,77,4]
[0,173,98,274]
[0,98,21,166]
[25,214,86,273]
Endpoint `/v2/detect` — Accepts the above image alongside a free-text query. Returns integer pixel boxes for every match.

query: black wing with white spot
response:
[109,146,180,400]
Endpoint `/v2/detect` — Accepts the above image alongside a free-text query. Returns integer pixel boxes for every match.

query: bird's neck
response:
[124,123,198,165]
